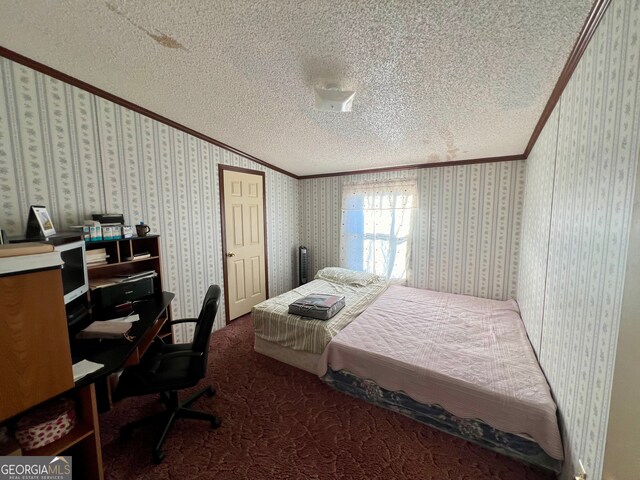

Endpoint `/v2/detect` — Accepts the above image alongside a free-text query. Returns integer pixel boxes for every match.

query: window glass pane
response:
[340,180,417,282]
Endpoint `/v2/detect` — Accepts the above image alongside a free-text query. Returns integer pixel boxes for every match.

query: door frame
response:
[218,165,269,324]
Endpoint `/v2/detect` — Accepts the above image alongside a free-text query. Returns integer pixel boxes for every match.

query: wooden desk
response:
[72,292,175,388]
[0,246,174,480]
[33,292,174,480]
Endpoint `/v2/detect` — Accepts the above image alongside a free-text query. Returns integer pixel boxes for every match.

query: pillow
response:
[315,267,383,287]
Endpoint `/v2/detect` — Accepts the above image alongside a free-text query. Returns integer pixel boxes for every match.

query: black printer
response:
[91,275,155,312]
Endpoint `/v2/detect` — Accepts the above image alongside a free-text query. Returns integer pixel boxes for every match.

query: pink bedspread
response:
[319,285,563,460]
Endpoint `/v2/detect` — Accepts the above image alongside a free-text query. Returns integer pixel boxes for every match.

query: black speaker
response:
[299,246,309,285]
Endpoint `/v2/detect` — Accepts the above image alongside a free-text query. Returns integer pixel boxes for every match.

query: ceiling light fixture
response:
[314,83,355,112]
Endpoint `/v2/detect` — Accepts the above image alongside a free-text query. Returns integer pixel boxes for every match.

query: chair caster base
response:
[211,416,221,429]
[206,386,216,397]
[152,449,165,464]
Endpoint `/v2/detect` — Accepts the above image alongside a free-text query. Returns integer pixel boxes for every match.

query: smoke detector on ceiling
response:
[314,83,355,112]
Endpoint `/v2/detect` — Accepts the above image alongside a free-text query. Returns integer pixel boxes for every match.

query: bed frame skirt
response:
[254,335,322,375]
[324,368,562,474]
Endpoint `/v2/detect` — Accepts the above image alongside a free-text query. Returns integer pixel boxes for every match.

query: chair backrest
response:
[190,285,221,378]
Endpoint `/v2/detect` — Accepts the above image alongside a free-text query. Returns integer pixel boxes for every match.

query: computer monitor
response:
[55,240,89,304]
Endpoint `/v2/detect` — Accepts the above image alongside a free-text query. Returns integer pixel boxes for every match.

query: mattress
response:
[324,368,561,473]
[252,276,387,354]
[320,285,564,461]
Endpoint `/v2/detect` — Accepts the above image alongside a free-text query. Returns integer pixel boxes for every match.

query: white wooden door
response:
[222,169,267,320]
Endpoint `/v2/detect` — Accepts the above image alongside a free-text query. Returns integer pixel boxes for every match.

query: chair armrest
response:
[167,318,198,326]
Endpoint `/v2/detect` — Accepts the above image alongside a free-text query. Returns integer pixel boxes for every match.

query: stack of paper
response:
[106,313,140,323]
[76,321,131,340]
[86,248,109,266]
[0,244,62,275]
[72,359,104,381]
[125,252,151,261]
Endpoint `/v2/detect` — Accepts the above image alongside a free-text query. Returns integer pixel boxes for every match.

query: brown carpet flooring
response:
[100,315,553,479]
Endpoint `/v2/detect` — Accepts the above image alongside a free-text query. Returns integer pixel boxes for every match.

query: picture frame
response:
[26,205,56,239]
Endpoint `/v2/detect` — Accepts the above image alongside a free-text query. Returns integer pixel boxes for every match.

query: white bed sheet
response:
[320,285,564,460]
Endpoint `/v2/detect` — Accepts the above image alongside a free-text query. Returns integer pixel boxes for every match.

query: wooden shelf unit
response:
[87,256,160,271]
[28,422,94,456]
[87,234,160,275]
[24,384,102,480]
[85,235,171,329]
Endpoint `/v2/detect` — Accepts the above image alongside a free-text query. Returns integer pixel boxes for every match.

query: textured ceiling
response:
[0,0,592,176]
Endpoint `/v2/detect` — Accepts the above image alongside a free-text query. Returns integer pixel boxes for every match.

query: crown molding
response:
[0,0,612,179]
[0,45,300,180]
[297,154,526,179]
[524,0,612,157]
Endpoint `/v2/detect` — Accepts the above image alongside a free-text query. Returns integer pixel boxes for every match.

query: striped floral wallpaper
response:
[298,176,342,282]
[517,107,559,354]
[517,1,640,478]
[420,162,524,300]
[0,57,300,340]
[0,61,106,233]
[3,8,638,478]
[300,161,525,301]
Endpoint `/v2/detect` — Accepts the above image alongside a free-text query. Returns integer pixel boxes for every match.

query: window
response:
[340,180,417,282]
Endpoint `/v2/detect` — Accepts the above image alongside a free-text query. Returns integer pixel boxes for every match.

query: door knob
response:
[226,252,236,257]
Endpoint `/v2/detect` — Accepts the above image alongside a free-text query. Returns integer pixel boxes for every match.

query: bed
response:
[318,285,564,473]
[252,267,388,373]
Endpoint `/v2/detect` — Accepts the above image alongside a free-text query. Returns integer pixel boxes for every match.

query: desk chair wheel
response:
[152,449,165,464]
[211,416,222,429]
[206,386,216,397]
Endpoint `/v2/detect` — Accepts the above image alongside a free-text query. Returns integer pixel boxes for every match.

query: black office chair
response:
[115,285,222,463]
